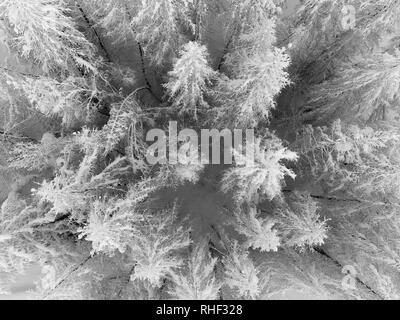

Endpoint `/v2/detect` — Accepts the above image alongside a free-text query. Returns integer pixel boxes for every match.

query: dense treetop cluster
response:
[0,0,400,299]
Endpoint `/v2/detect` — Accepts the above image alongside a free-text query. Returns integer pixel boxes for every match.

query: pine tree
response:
[164,41,218,119]
[128,205,191,287]
[305,51,400,123]
[221,134,298,204]
[230,206,280,252]
[222,239,260,299]
[130,0,191,65]
[214,2,290,127]
[78,199,136,256]
[6,73,103,127]
[293,119,400,198]
[168,239,221,299]
[275,192,329,252]
[0,0,96,73]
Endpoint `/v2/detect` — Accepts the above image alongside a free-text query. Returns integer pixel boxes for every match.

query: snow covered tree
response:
[78,199,136,256]
[293,119,400,198]
[168,239,221,299]
[221,134,298,204]
[131,0,191,65]
[304,51,400,123]
[6,73,105,127]
[214,1,290,127]
[275,192,329,252]
[87,0,138,45]
[257,248,373,300]
[3,133,61,172]
[101,89,151,157]
[215,48,290,127]
[0,0,96,73]
[222,238,260,300]
[229,206,280,253]
[128,206,191,287]
[284,0,400,124]
[164,41,218,119]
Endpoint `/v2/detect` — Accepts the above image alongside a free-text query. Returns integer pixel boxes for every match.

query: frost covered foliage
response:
[101,91,151,157]
[305,51,400,123]
[6,74,103,126]
[5,141,50,172]
[78,199,135,256]
[3,0,400,301]
[221,135,298,204]
[279,0,400,299]
[215,46,290,127]
[225,0,282,38]
[1,132,63,172]
[215,1,290,127]
[78,180,157,256]
[229,195,328,255]
[35,155,132,219]
[169,240,221,300]
[164,41,218,119]
[154,143,205,188]
[294,119,400,197]
[0,0,95,73]
[130,0,191,65]
[222,238,260,299]
[128,206,190,287]
[286,0,400,123]
[155,160,205,188]
[0,193,91,296]
[357,0,400,35]
[230,206,280,252]
[257,249,373,300]
[86,0,138,44]
[276,193,329,252]
[88,0,189,65]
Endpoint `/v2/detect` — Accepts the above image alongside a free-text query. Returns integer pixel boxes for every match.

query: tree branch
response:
[43,255,93,299]
[217,22,240,71]
[282,189,363,203]
[123,5,161,103]
[0,66,40,78]
[75,1,112,63]
[117,264,136,298]
[313,247,384,300]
